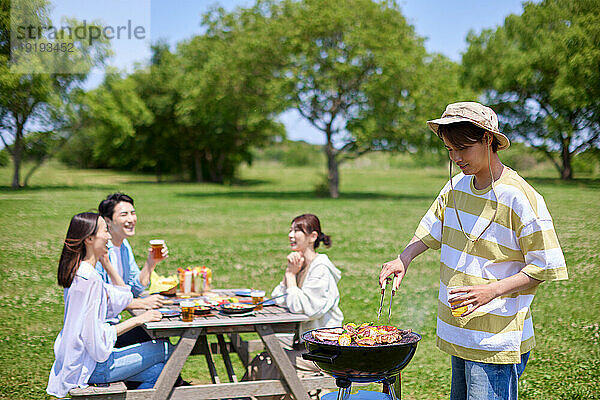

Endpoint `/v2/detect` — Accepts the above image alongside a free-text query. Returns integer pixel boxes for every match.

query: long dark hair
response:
[58,212,100,288]
[291,214,331,249]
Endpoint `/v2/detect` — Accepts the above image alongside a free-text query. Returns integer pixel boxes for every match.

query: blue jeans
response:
[88,339,173,389]
[450,352,530,400]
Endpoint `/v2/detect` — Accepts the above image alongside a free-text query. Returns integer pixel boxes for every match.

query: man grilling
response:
[379,102,568,400]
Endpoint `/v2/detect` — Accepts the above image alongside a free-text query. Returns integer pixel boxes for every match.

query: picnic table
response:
[85,289,335,400]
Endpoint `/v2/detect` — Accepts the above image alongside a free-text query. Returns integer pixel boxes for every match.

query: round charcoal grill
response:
[301,328,421,400]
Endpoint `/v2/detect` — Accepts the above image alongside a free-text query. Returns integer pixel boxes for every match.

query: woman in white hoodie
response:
[244,214,343,389]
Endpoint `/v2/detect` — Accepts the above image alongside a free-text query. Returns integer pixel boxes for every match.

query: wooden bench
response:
[66,335,337,400]
[69,382,127,399]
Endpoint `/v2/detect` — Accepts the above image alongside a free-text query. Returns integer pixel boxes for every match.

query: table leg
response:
[152,328,201,400]
[229,333,250,367]
[217,334,238,382]
[256,325,310,400]
[197,335,221,384]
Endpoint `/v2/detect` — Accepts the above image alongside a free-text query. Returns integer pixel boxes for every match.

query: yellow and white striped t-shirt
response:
[415,167,568,364]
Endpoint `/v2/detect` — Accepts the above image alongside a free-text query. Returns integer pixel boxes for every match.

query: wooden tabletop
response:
[131,289,309,334]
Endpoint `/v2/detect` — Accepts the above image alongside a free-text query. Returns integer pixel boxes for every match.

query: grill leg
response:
[335,378,352,400]
[383,375,399,400]
[336,385,352,400]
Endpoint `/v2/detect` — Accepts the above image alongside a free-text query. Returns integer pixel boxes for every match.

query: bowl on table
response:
[194,305,212,316]
[218,303,255,315]
[157,308,181,317]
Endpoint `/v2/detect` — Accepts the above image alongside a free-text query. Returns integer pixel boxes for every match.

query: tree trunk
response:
[194,151,204,183]
[11,123,24,188]
[560,136,573,180]
[216,152,225,183]
[325,138,339,198]
[205,151,218,182]
[560,144,572,180]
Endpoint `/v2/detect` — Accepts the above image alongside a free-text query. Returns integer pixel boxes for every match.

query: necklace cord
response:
[449,136,499,243]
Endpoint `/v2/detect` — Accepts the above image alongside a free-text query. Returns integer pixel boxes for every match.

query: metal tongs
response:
[377,275,399,323]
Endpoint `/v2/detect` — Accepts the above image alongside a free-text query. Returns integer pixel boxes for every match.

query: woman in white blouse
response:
[46,212,173,398]
[244,213,343,387]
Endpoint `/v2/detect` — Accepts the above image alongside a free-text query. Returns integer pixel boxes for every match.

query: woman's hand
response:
[140,294,166,309]
[127,295,166,310]
[99,253,126,287]
[116,309,162,336]
[284,252,304,288]
[286,251,304,275]
[137,310,163,324]
[99,253,111,268]
[379,256,408,291]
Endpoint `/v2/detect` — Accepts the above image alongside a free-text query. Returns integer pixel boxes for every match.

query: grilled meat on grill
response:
[311,324,412,346]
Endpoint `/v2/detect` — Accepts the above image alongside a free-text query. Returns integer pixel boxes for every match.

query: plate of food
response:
[218,303,256,315]
[157,308,180,317]
[194,305,212,316]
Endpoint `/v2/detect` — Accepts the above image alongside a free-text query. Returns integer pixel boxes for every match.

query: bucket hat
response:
[426,102,510,150]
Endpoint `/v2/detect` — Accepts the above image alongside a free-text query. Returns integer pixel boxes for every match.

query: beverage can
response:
[447,286,470,317]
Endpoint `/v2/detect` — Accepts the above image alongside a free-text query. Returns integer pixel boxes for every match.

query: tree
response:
[76,72,155,170]
[349,53,476,166]
[174,6,287,182]
[0,0,110,187]
[257,0,470,197]
[462,0,600,180]
[71,33,285,183]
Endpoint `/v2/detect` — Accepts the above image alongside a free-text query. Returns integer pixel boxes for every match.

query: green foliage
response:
[175,17,288,182]
[71,26,286,183]
[572,147,600,175]
[501,142,546,172]
[282,146,319,167]
[0,0,111,188]
[80,72,155,170]
[57,126,98,169]
[52,0,474,191]
[0,149,7,167]
[18,132,60,163]
[263,0,474,196]
[462,0,600,180]
[313,173,330,197]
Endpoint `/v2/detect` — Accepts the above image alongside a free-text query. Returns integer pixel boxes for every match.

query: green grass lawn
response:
[0,159,598,399]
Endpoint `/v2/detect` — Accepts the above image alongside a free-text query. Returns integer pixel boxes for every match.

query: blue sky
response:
[49,0,530,145]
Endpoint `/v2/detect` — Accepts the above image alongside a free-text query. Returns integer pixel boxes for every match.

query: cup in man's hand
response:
[149,239,165,259]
